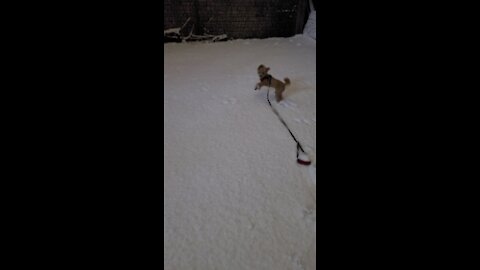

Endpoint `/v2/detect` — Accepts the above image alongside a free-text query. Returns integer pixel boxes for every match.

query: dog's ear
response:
[266,67,270,72]
[258,64,265,70]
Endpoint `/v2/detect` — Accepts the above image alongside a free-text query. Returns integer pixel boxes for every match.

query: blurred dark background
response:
[164,0,316,40]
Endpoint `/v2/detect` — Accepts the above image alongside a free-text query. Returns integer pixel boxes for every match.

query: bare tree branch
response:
[164,17,227,43]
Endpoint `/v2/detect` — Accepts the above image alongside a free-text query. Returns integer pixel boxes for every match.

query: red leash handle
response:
[297,159,312,165]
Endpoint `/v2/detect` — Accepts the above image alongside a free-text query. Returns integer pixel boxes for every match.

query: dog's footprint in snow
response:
[302,207,316,222]
[221,97,236,105]
[290,254,306,270]
[212,95,221,102]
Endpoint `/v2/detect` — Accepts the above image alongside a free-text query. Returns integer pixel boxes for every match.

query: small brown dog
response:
[255,65,290,102]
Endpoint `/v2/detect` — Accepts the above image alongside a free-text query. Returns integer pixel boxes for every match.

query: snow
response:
[303,0,316,40]
[303,11,316,40]
[164,34,316,270]
[164,27,181,35]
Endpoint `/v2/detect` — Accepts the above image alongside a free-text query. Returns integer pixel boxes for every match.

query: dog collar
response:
[260,74,272,82]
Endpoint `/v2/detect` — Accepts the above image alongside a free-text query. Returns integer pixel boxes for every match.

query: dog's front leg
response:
[254,82,261,90]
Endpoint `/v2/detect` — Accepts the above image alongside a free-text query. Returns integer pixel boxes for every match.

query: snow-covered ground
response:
[164,34,316,270]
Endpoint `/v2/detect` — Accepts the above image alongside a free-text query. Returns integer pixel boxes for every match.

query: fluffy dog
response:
[255,65,290,102]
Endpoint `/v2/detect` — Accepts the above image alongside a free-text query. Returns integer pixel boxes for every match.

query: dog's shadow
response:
[283,77,312,99]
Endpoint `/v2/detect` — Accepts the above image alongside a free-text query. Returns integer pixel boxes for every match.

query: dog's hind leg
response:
[275,87,285,102]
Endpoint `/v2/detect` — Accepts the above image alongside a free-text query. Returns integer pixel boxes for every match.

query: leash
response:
[265,77,311,166]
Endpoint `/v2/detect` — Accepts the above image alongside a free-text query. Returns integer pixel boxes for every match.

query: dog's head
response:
[257,64,270,79]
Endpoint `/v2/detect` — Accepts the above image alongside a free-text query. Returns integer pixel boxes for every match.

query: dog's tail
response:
[284,78,291,86]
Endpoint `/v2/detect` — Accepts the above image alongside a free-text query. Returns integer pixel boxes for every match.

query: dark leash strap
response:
[266,78,310,164]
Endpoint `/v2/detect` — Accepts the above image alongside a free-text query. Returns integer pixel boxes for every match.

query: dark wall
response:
[164,0,310,39]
